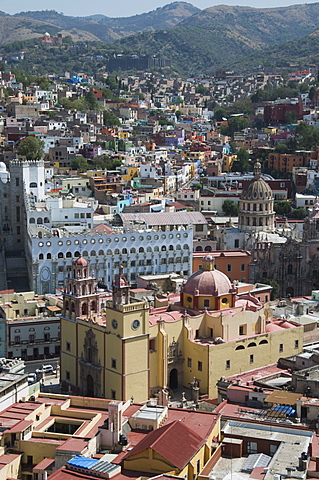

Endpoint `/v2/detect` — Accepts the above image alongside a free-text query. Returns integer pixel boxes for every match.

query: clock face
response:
[112,319,118,329]
[132,319,140,331]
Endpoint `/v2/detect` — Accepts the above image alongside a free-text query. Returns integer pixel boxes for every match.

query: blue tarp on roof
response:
[67,456,98,469]
[273,405,296,416]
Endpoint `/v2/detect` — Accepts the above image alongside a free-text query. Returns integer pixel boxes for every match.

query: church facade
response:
[212,162,319,297]
[60,255,303,402]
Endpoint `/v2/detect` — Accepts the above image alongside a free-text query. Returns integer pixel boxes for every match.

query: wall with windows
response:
[7,317,60,360]
[29,226,193,295]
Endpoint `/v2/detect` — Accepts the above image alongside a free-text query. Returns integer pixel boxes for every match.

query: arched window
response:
[71,302,75,313]
[130,248,136,253]
[44,217,50,223]
[183,244,189,250]
[29,217,35,224]
[139,247,144,253]
[259,339,268,345]
[114,249,120,255]
[253,218,256,226]
[259,204,263,211]
[37,218,43,224]
[253,203,256,211]
[176,244,181,250]
[161,246,167,251]
[169,245,174,251]
[38,232,42,239]
[83,250,88,256]
[122,248,128,254]
[235,345,245,350]
[82,303,87,316]
[91,250,96,256]
[107,249,112,255]
[146,246,152,252]
[195,246,203,251]
[205,245,212,252]
[259,218,263,226]
[154,246,159,251]
[30,182,37,188]
[75,251,80,257]
[98,250,104,256]
[82,285,86,295]
[47,253,51,259]
[39,253,44,260]
[248,342,257,347]
[288,264,293,275]
[66,252,72,258]
[91,300,96,312]
[58,252,63,258]
[65,300,69,311]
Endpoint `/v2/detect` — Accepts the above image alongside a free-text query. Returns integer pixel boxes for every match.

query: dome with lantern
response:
[238,162,275,232]
[241,162,272,201]
[181,255,236,310]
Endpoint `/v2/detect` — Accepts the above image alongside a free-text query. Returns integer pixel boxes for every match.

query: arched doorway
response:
[86,374,94,397]
[169,368,178,390]
[286,287,294,297]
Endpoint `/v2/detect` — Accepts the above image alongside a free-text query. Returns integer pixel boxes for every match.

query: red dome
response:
[183,269,232,296]
[74,256,88,266]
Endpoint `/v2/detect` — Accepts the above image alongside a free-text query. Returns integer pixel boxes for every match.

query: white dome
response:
[0,162,7,172]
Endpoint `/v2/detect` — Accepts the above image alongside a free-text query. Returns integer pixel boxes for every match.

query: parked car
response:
[27,373,37,384]
[35,365,54,375]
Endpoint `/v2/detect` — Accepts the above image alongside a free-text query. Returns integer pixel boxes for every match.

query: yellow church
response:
[60,255,303,402]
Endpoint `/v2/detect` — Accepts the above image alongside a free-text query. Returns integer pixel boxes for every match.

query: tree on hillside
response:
[214,107,228,122]
[295,122,319,150]
[85,90,99,111]
[103,110,121,127]
[284,110,298,124]
[222,199,239,216]
[263,278,280,300]
[291,207,307,219]
[228,116,247,136]
[17,136,44,160]
[274,201,292,216]
[71,157,89,172]
[275,144,289,154]
[232,148,250,173]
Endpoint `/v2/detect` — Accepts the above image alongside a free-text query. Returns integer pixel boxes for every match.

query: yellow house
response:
[222,154,236,172]
[61,255,303,402]
[122,419,216,480]
[122,166,139,182]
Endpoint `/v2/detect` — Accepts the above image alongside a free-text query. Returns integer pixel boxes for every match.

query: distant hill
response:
[179,3,319,47]
[0,14,100,44]
[227,28,319,72]
[3,2,319,74]
[104,3,319,73]
[13,3,200,43]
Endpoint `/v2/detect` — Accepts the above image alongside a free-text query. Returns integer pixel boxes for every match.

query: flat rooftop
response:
[222,420,313,480]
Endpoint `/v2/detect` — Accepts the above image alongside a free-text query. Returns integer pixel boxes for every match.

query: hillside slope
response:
[13,3,200,43]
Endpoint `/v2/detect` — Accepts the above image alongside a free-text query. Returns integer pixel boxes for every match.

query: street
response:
[24,357,60,374]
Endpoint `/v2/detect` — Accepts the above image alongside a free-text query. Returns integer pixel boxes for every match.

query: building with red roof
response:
[60,252,303,402]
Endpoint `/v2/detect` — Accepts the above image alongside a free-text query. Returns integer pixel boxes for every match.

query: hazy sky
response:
[2,0,319,17]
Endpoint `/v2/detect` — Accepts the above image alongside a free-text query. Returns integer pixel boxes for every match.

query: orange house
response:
[193,250,251,283]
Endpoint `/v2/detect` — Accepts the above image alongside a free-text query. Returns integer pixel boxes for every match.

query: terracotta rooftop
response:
[34,457,55,470]
[224,363,289,386]
[123,420,205,470]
